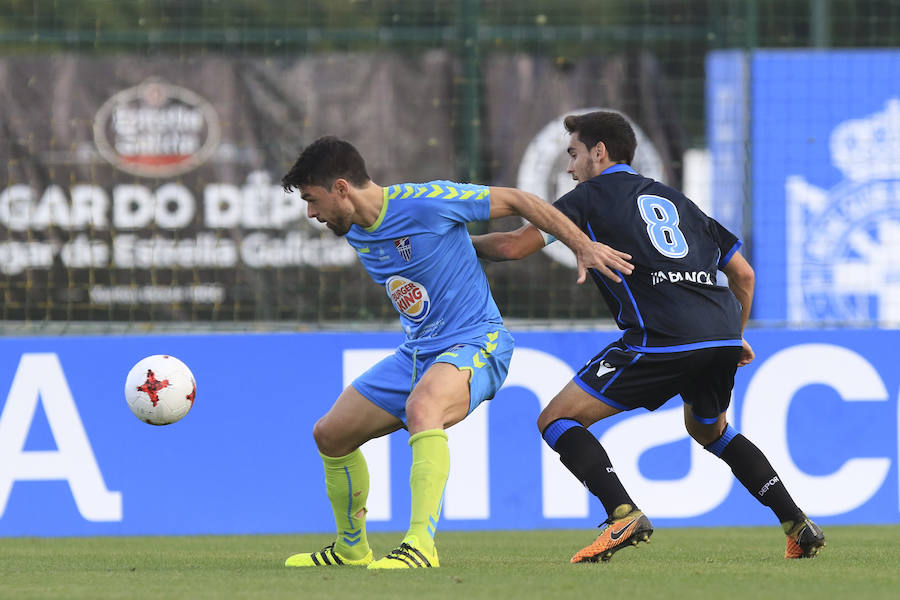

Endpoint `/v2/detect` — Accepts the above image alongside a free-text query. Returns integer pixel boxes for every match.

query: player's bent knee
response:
[311,418,329,452]
[686,422,726,447]
[690,432,718,446]
[312,417,352,457]
[406,400,461,432]
[536,407,563,433]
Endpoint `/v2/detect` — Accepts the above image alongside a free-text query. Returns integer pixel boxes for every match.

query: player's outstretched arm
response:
[471,225,544,262]
[486,187,633,284]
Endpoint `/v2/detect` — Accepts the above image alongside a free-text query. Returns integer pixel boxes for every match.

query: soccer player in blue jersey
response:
[471,111,825,562]
[279,136,633,569]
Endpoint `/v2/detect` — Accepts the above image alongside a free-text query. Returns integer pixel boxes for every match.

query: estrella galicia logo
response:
[93,77,221,178]
[393,236,412,262]
[786,98,900,325]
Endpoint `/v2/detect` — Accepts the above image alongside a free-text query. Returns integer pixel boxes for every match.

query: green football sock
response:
[404,429,449,553]
[321,448,371,560]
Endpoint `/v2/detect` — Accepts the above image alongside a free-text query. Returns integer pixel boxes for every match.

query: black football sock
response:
[542,419,636,517]
[705,424,803,524]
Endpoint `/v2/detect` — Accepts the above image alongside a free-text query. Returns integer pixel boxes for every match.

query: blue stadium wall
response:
[707,49,900,327]
[0,328,897,537]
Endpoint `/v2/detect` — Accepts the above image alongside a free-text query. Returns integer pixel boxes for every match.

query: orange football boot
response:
[784,515,826,559]
[571,504,654,563]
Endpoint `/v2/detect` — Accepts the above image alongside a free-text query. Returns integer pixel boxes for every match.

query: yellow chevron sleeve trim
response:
[483,330,499,355]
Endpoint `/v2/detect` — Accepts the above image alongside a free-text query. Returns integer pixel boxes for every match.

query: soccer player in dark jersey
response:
[279,136,633,570]
[471,111,825,562]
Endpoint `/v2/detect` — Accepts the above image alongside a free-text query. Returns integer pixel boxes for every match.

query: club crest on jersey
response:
[385,275,431,322]
[393,237,412,262]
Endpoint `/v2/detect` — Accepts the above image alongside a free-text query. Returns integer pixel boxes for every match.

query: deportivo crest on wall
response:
[786,99,900,325]
[93,77,221,178]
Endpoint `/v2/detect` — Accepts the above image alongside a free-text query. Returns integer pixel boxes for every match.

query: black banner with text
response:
[0,52,679,323]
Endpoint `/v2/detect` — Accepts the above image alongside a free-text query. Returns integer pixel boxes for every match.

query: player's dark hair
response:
[281,136,371,192]
[563,111,637,164]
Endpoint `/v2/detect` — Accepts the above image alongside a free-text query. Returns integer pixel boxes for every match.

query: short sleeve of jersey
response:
[384,180,490,230]
[552,186,590,230]
[711,218,742,269]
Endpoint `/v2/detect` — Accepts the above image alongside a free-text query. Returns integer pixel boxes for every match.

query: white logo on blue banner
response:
[0,354,121,522]
[786,99,900,325]
[2,330,897,536]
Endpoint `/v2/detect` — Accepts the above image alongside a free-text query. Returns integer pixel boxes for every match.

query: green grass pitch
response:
[1,526,898,599]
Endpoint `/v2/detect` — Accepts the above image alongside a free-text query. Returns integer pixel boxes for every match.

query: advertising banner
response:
[1,328,896,536]
[705,50,747,238]
[0,53,458,323]
[0,52,681,323]
[708,49,900,326]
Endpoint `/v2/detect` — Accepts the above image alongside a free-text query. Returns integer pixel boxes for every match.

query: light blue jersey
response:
[345,180,503,350]
[346,180,514,423]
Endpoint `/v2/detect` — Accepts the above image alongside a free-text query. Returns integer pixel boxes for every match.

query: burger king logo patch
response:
[385,276,431,322]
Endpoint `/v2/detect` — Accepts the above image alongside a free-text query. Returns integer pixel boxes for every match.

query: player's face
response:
[300,183,354,236]
[566,133,602,183]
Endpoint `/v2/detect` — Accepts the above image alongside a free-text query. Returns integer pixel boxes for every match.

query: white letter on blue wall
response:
[0,353,122,521]
[742,344,890,516]
[342,349,393,521]
[502,348,586,518]
[600,405,735,517]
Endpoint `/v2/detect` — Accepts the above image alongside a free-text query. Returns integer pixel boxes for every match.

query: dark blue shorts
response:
[574,339,742,423]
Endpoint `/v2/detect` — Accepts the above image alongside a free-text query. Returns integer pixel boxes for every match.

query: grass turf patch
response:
[0,526,897,599]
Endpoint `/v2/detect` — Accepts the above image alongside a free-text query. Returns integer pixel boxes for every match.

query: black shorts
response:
[574,339,742,423]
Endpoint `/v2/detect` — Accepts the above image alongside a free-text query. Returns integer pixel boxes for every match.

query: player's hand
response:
[737,338,755,367]
[574,242,634,284]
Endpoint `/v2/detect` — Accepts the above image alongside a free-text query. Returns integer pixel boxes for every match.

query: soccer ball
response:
[124,355,196,426]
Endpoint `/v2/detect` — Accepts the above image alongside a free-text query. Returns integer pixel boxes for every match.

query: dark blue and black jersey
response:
[553,164,743,351]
